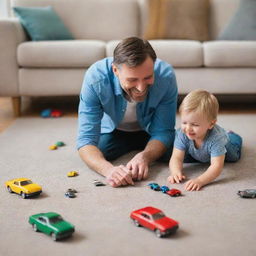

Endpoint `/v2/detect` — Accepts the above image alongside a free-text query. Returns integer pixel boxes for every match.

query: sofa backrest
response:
[11,0,240,41]
[209,0,239,39]
[11,0,140,41]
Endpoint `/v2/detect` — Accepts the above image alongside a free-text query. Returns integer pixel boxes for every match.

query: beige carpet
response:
[0,114,256,256]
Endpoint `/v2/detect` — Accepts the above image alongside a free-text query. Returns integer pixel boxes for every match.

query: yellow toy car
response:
[67,171,79,177]
[5,178,42,199]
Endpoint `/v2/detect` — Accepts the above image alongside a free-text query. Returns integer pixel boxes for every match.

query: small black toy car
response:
[93,180,106,186]
[65,188,78,198]
[237,189,256,198]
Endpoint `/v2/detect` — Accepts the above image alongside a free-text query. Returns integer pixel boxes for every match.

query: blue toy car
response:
[41,108,52,118]
[161,186,170,193]
[147,183,161,191]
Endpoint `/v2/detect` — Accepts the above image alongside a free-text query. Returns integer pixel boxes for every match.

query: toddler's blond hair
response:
[179,90,219,121]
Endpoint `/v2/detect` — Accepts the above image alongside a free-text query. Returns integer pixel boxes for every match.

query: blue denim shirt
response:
[77,57,178,150]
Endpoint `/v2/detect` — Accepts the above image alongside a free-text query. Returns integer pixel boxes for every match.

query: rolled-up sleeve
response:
[77,80,103,150]
[148,71,178,148]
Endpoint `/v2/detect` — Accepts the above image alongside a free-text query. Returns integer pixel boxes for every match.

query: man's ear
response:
[209,119,217,129]
[112,63,119,77]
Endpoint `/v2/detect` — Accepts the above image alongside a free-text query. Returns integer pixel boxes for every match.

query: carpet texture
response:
[0,114,255,256]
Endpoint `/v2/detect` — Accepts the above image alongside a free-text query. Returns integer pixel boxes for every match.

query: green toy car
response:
[29,212,75,241]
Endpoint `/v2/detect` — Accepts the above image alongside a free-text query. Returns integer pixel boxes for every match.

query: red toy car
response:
[130,206,179,238]
[50,109,62,117]
[167,188,182,197]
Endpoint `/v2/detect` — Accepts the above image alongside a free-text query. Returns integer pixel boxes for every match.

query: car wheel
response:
[20,192,26,199]
[33,224,38,232]
[133,219,141,227]
[51,233,57,241]
[7,186,13,193]
[155,229,162,238]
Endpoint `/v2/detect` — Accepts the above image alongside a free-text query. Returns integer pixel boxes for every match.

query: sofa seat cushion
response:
[17,40,106,68]
[106,40,203,67]
[204,41,256,67]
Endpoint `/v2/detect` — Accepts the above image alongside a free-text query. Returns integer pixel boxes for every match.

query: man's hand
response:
[126,152,149,181]
[106,165,134,187]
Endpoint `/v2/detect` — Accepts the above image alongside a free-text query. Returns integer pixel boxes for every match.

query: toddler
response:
[168,90,242,191]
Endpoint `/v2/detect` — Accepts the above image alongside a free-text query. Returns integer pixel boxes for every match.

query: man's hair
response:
[113,37,157,68]
[179,90,219,121]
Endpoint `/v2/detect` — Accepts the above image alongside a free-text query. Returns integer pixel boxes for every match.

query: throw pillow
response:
[13,6,74,41]
[218,0,256,40]
[144,0,209,41]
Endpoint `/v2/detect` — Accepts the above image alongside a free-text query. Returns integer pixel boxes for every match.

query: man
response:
[77,37,177,187]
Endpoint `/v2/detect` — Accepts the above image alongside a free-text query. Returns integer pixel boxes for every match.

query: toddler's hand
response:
[167,172,186,184]
[184,178,203,191]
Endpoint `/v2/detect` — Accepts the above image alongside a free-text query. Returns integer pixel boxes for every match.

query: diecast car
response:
[130,206,179,238]
[67,171,79,177]
[147,183,161,191]
[161,185,170,193]
[167,188,182,197]
[29,212,75,241]
[5,178,42,199]
[65,188,78,198]
[237,189,256,198]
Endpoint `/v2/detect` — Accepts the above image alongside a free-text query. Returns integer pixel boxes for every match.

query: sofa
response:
[0,0,255,116]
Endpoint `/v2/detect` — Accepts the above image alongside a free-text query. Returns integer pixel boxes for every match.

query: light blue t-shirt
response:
[77,57,178,150]
[174,125,230,163]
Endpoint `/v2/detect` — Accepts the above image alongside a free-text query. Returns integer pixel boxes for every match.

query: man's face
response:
[112,56,154,102]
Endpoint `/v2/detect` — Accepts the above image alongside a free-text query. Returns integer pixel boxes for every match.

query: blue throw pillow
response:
[218,0,256,40]
[13,6,74,41]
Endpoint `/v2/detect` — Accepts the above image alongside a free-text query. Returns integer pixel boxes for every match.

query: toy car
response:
[5,178,42,199]
[67,171,79,177]
[130,206,179,238]
[93,180,106,186]
[55,141,65,147]
[147,183,161,191]
[167,188,182,197]
[65,188,77,198]
[29,212,75,241]
[161,185,170,193]
[41,108,52,118]
[51,109,62,117]
[237,189,256,198]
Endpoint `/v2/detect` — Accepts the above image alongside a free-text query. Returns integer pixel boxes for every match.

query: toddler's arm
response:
[167,148,186,184]
[185,155,225,191]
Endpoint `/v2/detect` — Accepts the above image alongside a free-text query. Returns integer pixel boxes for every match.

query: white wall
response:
[0,0,9,17]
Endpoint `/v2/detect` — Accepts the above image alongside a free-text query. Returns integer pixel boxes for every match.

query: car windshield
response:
[152,212,165,220]
[20,180,32,186]
[49,216,63,224]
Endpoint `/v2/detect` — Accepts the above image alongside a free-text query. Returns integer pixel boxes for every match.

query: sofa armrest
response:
[0,18,27,96]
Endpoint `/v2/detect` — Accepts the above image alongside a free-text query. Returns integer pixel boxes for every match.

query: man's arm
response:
[79,145,134,187]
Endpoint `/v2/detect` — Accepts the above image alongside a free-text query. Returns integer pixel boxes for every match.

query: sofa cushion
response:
[218,0,256,40]
[12,0,140,41]
[13,6,73,41]
[143,0,209,41]
[204,41,256,67]
[17,40,106,68]
[106,40,203,67]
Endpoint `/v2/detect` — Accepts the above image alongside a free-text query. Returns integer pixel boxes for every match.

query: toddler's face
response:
[180,111,216,142]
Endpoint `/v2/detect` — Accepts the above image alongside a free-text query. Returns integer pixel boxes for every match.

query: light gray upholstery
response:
[204,41,256,67]
[11,0,140,40]
[18,40,106,68]
[0,0,255,115]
